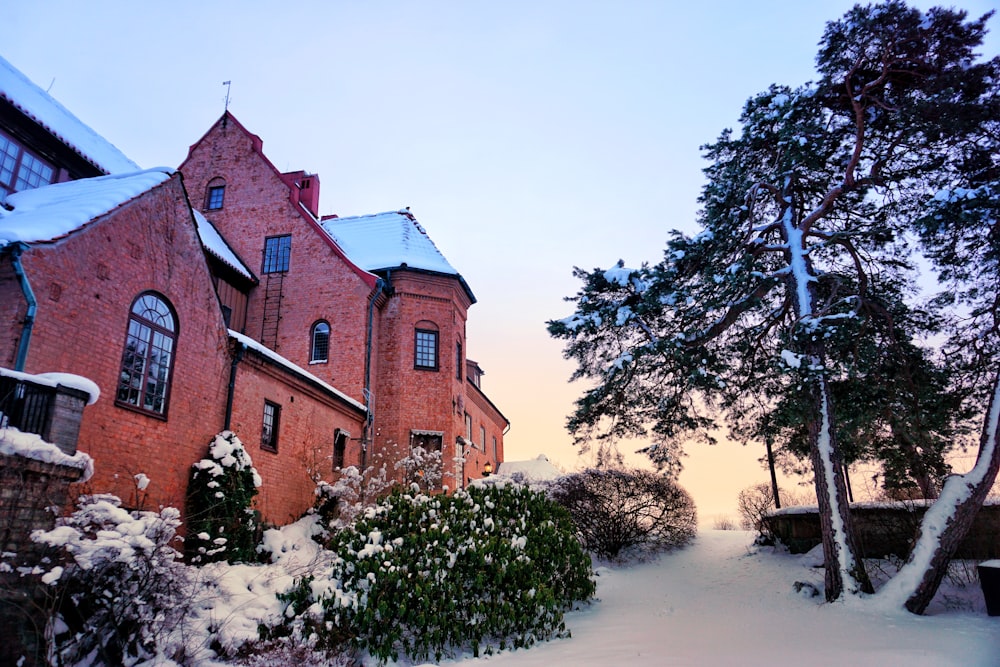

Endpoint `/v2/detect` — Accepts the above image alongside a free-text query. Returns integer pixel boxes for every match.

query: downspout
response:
[224,341,246,431]
[10,243,36,372]
[361,277,386,470]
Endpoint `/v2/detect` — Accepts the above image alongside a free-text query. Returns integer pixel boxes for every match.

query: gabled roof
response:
[322,209,476,303]
[182,112,378,290]
[193,210,255,282]
[0,167,173,247]
[0,55,138,175]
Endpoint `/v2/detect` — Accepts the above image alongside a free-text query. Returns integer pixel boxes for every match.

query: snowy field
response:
[423,530,999,667]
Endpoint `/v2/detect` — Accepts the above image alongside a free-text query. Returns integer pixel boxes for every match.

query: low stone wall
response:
[764,501,1000,559]
[0,453,86,667]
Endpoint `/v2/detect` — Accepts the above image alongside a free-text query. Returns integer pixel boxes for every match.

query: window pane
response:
[263,235,291,273]
[117,293,176,416]
[312,322,330,362]
[207,185,225,210]
[15,153,54,191]
[415,330,437,368]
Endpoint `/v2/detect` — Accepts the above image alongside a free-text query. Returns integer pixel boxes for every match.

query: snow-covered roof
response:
[0,167,172,247]
[193,210,254,281]
[0,55,139,174]
[495,454,564,482]
[229,331,366,413]
[321,209,458,276]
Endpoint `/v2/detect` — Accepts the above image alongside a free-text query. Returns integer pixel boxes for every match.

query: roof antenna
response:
[222,81,232,126]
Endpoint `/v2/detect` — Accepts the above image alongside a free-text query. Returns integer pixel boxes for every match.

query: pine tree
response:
[549,1,999,610]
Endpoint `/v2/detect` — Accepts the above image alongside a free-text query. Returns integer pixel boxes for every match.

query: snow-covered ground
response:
[423,530,998,667]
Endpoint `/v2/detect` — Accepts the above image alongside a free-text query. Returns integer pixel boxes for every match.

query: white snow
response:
[981,560,1000,569]
[321,210,459,276]
[0,55,139,175]
[779,349,802,369]
[495,454,563,483]
[422,531,999,667]
[0,367,100,405]
[0,426,93,480]
[193,210,254,280]
[0,167,173,246]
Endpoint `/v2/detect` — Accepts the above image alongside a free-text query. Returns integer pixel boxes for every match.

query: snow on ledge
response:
[229,331,366,412]
[0,367,100,405]
[0,426,94,481]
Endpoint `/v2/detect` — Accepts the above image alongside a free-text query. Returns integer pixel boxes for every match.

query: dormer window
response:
[206,178,226,210]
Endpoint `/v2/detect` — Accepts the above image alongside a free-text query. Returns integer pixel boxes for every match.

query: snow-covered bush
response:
[186,431,262,563]
[548,468,697,562]
[313,444,445,530]
[277,483,595,664]
[31,493,191,666]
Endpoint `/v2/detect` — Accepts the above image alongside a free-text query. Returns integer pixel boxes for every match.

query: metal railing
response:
[0,374,55,436]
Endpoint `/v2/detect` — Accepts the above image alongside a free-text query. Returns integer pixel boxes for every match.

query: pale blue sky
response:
[7,1,998,519]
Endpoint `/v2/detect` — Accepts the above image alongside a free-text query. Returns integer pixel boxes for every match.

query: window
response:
[262,400,280,451]
[414,328,438,370]
[480,426,486,449]
[465,413,473,443]
[456,341,463,380]
[492,435,498,460]
[116,292,176,416]
[1,130,54,196]
[411,430,443,452]
[333,429,348,469]
[207,185,225,210]
[311,321,330,363]
[263,234,291,273]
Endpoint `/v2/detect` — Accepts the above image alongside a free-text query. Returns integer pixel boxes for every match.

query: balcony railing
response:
[0,373,88,455]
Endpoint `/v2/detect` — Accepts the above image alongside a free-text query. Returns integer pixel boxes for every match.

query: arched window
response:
[311,320,330,363]
[116,292,177,416]
[206,177,226,210]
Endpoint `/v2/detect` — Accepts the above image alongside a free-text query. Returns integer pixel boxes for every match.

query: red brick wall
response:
[179,116,375,404]
[227,350,365,523]
[9,176,232,510]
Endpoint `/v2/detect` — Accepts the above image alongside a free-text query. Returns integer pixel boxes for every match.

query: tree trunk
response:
[808,374,874,600]
[876,374,1000,613]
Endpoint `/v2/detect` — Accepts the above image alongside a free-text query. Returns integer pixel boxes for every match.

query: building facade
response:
[0,57,507,523]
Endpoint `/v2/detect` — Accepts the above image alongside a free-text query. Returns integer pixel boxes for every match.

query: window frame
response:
[206,184,225,210]
[0,129,55,196]
[262,234,292,274]
[311,320,331,363]
[414,328,439,370]
[261,400,281,452]
[456,341,463,381]
[333,429,349,470]
[115,292,177,419]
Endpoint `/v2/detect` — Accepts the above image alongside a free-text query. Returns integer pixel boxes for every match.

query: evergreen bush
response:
[280,482,595,664]
[186,431,262,563]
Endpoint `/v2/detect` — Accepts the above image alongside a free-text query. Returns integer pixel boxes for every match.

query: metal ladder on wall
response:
[260,269,285,349]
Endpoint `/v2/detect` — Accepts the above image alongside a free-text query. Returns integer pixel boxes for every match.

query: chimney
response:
[298,173,320,217]
[280,170,321,217]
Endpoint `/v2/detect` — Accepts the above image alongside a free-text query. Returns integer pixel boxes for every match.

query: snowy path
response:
[430,530,1000,667]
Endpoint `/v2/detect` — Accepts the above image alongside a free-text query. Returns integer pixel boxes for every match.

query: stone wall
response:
[765,502,1000,559]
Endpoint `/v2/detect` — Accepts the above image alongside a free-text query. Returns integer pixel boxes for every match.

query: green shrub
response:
[285,482,595,664]
[185,431,262,563]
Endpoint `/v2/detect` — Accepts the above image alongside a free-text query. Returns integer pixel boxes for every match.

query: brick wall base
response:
[0,453,85,667]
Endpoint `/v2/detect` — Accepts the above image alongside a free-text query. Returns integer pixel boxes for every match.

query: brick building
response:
[0,57,507,524]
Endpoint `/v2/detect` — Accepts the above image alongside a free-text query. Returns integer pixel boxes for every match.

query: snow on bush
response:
[186,431,262,564]
[273,482,596,664]
[30,493,191,666]
[548,468,697,562]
